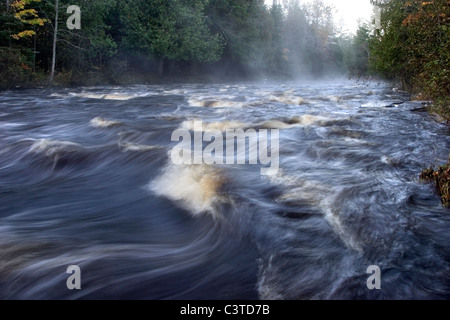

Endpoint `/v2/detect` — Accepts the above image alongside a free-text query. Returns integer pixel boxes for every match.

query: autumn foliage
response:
[11,0,48,39]
[420,157,450,207]
[370,0,450,118]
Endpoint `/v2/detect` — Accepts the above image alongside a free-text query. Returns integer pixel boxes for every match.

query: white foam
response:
[361,101,386,108]
[267,169,363,252]
[70,92,138,100]
[322,202,362,253]
[90,117,121,128]
[260,115,328,129]
[29,139,82,157]
[149,163,226,217]
[0,122,25,128]
[181,119,249,132]
[327,95,342,103]
[187,95,243,108]
[259,120,293,129]
[118,143,159,152]
[268,95,305,106]
[102,94,137,101]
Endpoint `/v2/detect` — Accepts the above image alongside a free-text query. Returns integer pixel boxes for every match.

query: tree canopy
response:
[1,0,361,86]
[369,0,449,117]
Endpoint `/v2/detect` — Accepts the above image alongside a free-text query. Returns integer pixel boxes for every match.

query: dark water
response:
[1,80,449,300]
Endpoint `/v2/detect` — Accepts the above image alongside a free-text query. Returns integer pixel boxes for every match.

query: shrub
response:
[420,157,450,207]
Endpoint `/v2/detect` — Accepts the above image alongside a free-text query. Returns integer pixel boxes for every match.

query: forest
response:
[0,0,448,116]
[0,0,367,84]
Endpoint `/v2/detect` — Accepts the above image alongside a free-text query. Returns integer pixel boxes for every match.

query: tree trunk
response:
[6,0,9,12]
[50,0,59,84]
[33,26,37,71]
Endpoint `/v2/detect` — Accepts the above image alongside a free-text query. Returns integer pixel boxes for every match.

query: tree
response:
[284,0,308,76]
[349,23,371,76]
[369,0,449,117]
[369,0,409,82]
[120,0,224,77]
[302,0,337,76]
[206,0,275,76]
[49,0,57,82]
[267,2,288,75]
[57,0,117,76]
[10,0,48,40]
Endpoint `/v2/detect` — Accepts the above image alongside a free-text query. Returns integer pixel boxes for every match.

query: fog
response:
[0,0,375,88]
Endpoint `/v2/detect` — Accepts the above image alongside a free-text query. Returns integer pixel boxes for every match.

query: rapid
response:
[1,79,449,299]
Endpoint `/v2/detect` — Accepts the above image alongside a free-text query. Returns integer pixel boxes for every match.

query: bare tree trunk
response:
[6,0,10,46]
[33,26,37,71]
[50,0,59,83]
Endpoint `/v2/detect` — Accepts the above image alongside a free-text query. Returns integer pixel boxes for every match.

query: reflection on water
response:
[0,80,449,299]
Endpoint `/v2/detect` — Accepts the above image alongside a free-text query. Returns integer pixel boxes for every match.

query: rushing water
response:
[0,79,449,300]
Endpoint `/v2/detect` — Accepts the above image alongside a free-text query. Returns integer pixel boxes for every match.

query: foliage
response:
[0,0,383,86]
[346,24,371,77]
[0,47,33,88]
[119,0,224,63]
[369,0,450,117]
[10,0,49,39]
[281,0,346,77]
[420,157,450,207]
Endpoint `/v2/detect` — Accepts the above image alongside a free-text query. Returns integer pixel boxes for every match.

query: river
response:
[1,79,449,299]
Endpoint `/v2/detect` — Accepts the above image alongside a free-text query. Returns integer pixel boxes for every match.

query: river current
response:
[0,79,449,299]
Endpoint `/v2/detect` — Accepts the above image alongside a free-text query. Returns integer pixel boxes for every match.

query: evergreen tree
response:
[119,0,224,76]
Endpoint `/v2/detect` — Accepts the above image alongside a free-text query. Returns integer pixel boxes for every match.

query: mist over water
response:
[1,79,449,299]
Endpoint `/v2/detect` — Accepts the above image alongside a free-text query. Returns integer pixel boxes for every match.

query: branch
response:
[58,29,90,40]
[38,5,54,30]
[57,38,88,51]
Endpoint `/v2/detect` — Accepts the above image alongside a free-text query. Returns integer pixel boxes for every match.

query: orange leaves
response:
[21,63,31,70]
[402,12,422,26]
[402,0,450,26]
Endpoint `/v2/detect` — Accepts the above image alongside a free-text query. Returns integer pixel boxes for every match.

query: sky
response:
[267,0,375,35]
[324,0,375,34]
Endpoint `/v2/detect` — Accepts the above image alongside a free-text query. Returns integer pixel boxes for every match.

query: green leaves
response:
[11,0,48,39]
[369,0,450,115]
[120,0,224,63]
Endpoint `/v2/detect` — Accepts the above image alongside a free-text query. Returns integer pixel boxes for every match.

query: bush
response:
[0,48,34,89]
[420,157,450,207]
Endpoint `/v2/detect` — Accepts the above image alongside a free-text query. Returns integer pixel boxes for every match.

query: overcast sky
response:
[266,0,375,34]
[325,0,374,34]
